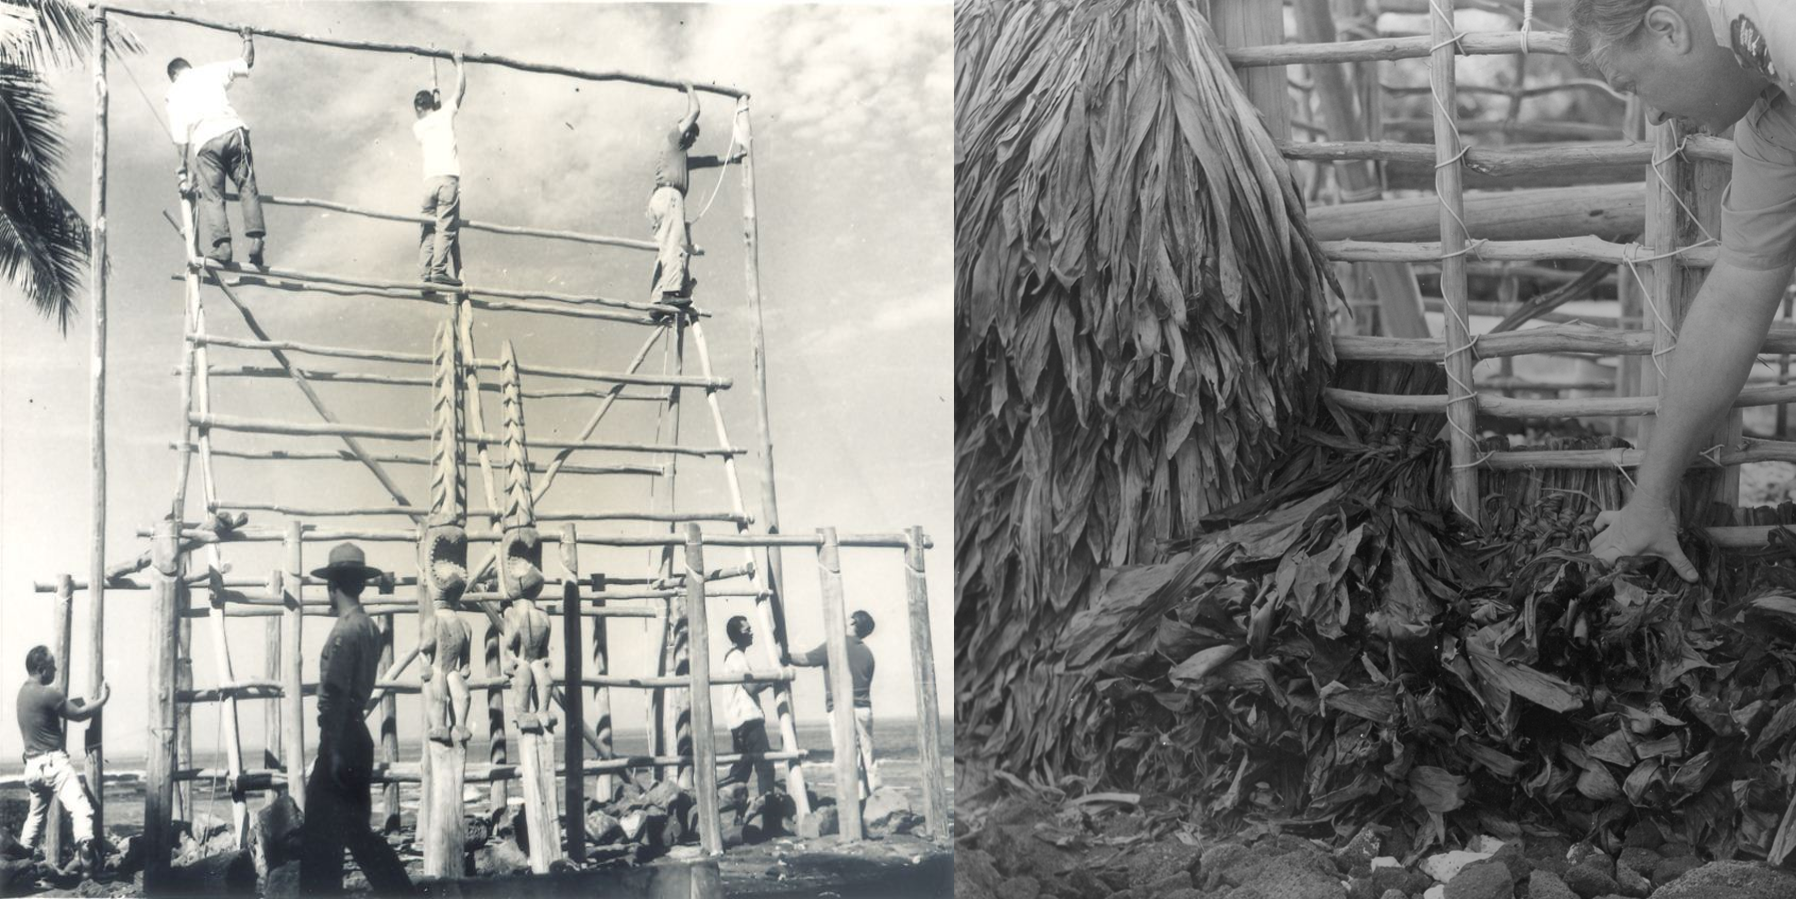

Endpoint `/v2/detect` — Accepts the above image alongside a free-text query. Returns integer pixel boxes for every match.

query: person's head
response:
[849,611,875,640]
[414,89,439,119]
[680,122,701,149]
[1570,0,1769,133]
[726,615,753,648]
[329,574,367,607]
[166,58,191,82]
[310,543,379,612]
[25,646,55,684]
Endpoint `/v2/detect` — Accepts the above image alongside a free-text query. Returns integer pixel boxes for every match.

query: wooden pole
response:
[378,614,400,832]
[485,621,509,821]
[685,525,724,855]
[1211,0,1291,138]
[264,574,281,782]
[175,583,192,824]
[143,521,181,891]
[814,528,864,841]
[560,525,586,864]
[655,320,690,783]
[1428,0,1482,524]
[689,322,809,817]
[46,576,74,865]
[590,570,615,803]
[85,10,110,839]
[281,523,306,809]
[102,4,747,97]
[736,99,795,661]
[903,527,946,840]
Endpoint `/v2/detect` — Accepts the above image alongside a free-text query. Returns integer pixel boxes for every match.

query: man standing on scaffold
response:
[647,83,702,316]
[166,27,267,268]
[415,52,467,288]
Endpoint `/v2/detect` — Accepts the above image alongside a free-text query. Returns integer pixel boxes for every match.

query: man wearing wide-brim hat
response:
[298,543,414,896]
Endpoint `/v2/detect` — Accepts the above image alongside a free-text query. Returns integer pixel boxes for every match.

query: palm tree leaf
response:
[0,0,143,72]
[0,60,86,329]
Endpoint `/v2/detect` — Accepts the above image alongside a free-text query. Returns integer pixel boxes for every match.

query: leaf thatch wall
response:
[954,0,1341,770]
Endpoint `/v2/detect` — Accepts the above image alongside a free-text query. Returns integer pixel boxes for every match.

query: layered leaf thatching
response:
[955,0,1341,769]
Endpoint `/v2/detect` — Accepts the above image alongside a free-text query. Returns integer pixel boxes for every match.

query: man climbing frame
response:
[1573,0,1796,579]
[647,82,703,314]
[167,27,267,268]
[9,647,109,879]
[299,543,415,896]
[415,51,468,287]
[792,610,880,802]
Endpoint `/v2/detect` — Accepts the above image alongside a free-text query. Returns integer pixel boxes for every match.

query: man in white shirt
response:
[414,52,467,287]
[719,616,777,808]
[166,29,265,268]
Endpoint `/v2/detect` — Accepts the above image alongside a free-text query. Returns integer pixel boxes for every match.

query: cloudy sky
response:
[0,1,951,761]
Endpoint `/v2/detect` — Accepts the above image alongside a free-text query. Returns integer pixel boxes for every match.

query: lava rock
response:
[250,795,303,879]
[1566,844,1613,878]
[1125,841,1201,889]
[958,868,999,899]
[1224,855,1347,899]
[1651,855,1701,886]
[619,809,648,843]
[998,875,1043,899]
[586,810,622,845]
[1444,860,1513,899]
[1422,851,1495,883]
[1379,891,1406,899]
[1613,862,1649,898]
[1529,870,1578,899]
[1621,821,1663,851]
[1616,847,1659,878]
[1659,841,1698,859]
[1368,864,1411,897]
[863,787,914,831]
[1645,861,1796,899]
[474,839,529,876]
[962,850,1005,893]
[1200,842,1249,886]
[988,794,1053,827]
[1337,826,1384,876]
[798,807,839,840]
[1560,864,1618,898]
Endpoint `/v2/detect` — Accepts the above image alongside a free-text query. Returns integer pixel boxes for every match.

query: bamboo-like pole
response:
[485,621,508,821]
[263,573,281,779]
[220,193,659,250]
[736,98,795,667]
[85,11,109,838]
[46,575,73,865]
[184,749,813,791]
[143,521,180,891]
[185,442,661,476]
[814,528,865,841]
[1280,137,1734,171]
[1322,236,1719,266]
[378,614,399,832]
[1226,29,1568,66]
[1328,381,1796,417]
[1213,0,1290,137]
[903,527,946,840]
[187,412,743,456]
[1307,183,1644,244]
[1430,0,1481,524]
[685,525,724,855]
[1639,122,1684,453]
[200,274,691,324]
[174,582,192,823]
[658,321,691,785]
[560,526,585,864]
[211,500,742,522]
[189,331,723,389]
[689,321,809,817]
[195,258,662,317]
[281,524,306,809]
[1335,325,1796,362]
[200,366,673,404]
[102,5,747,96]
[590,570,615,802]
[166,526,928,550]
[530,328,666,503]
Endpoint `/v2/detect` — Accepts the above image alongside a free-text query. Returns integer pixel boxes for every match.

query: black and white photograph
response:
[0,1,952,896]
[955,1,1796,898]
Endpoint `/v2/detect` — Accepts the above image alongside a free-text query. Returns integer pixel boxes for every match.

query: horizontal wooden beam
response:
[1282,138,1732,173]
[187,412,744,457]
[1308,183,1642,243]
[197,365,672,402]
[190,334,728,389]
[1334,323,1796,362]
[228,194,659,252]
[161,525,931,550]
[188,751,811,791]
[98,5,747,97]
[1328,382,1796,418]
[213,500,746,524]
[177,442,662,476]
[1227,29,1568,67]
[194,259,670,318]
[1322,237,1718,267]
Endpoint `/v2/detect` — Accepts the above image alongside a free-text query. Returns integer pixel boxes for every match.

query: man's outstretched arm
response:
[1592,258,1795,580]
[61,682,110,722]
[452,51,467,109]
[240,27,254,69]
[678,83,700,136]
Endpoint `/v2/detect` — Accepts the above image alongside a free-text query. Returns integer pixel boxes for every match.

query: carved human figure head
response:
[500,524,545,602]
[421,522,468,607]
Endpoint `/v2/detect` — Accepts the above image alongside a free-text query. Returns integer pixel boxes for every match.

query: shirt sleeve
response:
[795,643,829,666]
[166,94,188,144]
[1721,95,1796,271]
[316,630,352,723]
[219,57,251,82]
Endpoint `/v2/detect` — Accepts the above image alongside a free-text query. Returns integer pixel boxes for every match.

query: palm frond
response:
[0,0,143,71]
[954,0,1341,773]
[0,61,86,329]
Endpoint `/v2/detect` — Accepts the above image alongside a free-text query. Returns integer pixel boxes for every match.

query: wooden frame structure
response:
[43,4,949,888]
[1218,0,1792,538]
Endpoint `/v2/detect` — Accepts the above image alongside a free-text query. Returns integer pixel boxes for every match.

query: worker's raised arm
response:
[452,51,467,109]
[678,82,700,136]
[789,643,829,667]
[61,681,111,721]
[241,27,255,69]
[1592,257,1796,579]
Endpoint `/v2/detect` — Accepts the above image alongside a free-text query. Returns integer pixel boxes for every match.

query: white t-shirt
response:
[166,59,250,150]
[721,647,763,730]
[413,101,460,180]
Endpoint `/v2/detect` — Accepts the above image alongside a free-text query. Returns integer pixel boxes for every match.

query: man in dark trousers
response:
[791,610,879,801]
[10,647,108,877]
[718,616,776,801]
[647,82,703,312]
[298,544,414,896]
[166,28,266,267]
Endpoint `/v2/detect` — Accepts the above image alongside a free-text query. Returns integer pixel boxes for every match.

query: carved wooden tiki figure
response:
[420,320,475,745]
[498,340,555,733]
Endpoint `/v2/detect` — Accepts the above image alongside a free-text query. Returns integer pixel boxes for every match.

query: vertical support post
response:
[736,98,793,657]
[902,528,946,840]
[263,580,281,779]
[175,586,192,823]
[282,522,306,810]
[1640,122,1686,456]
[814,528,864,842]
[143,520,180,892]
[658,321,690,785]
[1427,0,1481,525]
[684,525,723,855]
[1211,0,1291,139]
[85,9,110,840]
[378,614,400,832]
[560,525,586,864]
[590,572,614,803]
[46,575,74,865]
[485,621,509,820]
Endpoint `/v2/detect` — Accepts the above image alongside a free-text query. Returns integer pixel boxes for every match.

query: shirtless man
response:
[12,647,108,878]
[1568,1,1796,578]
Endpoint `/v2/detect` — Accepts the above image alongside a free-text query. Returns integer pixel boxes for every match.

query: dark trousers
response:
[418,175,461,281]
[298,723,412,896]
[721,719,775,796]
[193,128,265,256]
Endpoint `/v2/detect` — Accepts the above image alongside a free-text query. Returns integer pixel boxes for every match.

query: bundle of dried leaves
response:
[1028,382,1796,859]
[954,0,1340,767]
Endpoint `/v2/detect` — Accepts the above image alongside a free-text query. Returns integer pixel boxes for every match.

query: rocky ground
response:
[956,790,1796,899]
